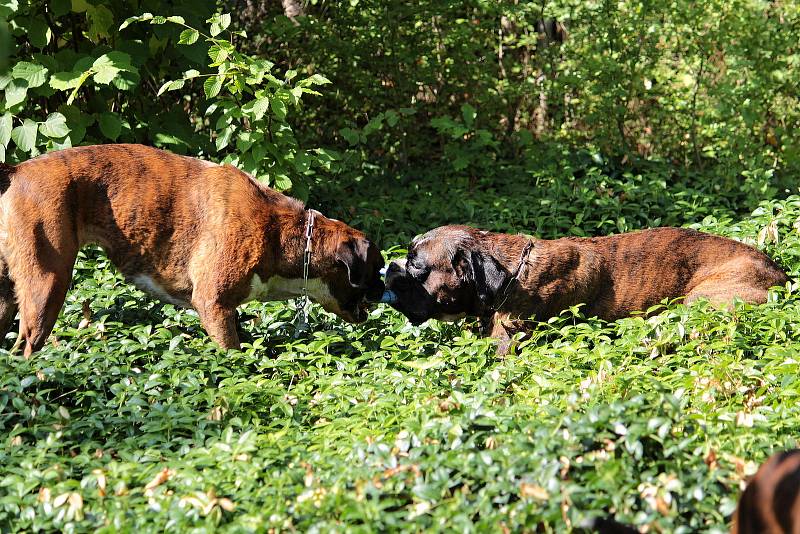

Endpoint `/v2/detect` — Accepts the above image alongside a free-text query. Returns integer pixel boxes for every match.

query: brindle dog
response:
[386,225,788,353]
[0,144,384,356]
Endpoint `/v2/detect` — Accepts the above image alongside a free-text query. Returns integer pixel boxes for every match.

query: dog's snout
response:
[388,259,407,273]
[385,260,407,287]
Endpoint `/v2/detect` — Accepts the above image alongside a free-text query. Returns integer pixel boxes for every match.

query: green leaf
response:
[203,76,223,99]
[157,79,185,96]
[51,0,70,17]
[461,104,477,128]
[4,79,27,107]
[111,70,140,91]
[270,98,287,120]
[11,119,38,152]
[50,135,72,151]
[71,0,89,13]
[39,112,70,138]
[166,16,186,24]
[301,74,332,86]
[26,17,51,49]
[340,127,360,146]
[207,44,230,65]
[179,28,199,45]
[209,13,231,37]
[215,126,234,151]
[119,12,153,30]
[12,62,49,88]
[86,4,114,42]
[274,174,292,190]
[49,70,83,90]
[243,97,270,120]
[60,105,90,143]
[0,0,18,17]
[0,113,12,147]
[98,112,121,141]
[92,52,133,85]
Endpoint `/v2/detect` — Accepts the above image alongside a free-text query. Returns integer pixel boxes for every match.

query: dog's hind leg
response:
[686,281,770,309]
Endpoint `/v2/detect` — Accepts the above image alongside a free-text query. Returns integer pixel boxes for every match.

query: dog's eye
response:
[407,259,429,281]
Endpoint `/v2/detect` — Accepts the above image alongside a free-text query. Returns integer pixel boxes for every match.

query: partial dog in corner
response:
[0,144,384,357]
[385,225,788,353]
[732,449,800,534]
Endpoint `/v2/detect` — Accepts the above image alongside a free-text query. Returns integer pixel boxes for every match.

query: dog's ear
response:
[469,250,508,308]
[337,238,385,302]
[336,238,371,288]
[453,248,473,281]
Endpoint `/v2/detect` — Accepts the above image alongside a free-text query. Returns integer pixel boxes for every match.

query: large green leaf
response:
[179,29,200,45]
[25,17,51,49]
[270,98,287,120]
[203,76,223,99]
[242,97,270,120]
[209,13,231,37]
[11,62,48,88]
[11,119,38,152]
[86,4,114,42]
[49,71,84,90]
[92,52,134,85]
[98,112,121,141]
[4,79,27,107]
[39,112,70,138]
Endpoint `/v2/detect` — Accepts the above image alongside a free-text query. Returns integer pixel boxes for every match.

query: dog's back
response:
[575,227,788,319]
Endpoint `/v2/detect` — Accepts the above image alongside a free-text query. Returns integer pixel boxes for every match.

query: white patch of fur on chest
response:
[132,274,191,307]
[247,273,335,307]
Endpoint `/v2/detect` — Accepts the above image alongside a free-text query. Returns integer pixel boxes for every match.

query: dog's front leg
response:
[482,313,513,356]
[193,296,240,350]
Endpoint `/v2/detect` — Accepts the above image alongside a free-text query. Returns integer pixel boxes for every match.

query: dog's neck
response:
[486,233,536,272]
[476,233,537,315]
[272,208,321,278]
[495,235,605,319]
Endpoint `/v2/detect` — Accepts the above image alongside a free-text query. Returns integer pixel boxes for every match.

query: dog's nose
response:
[385,260,406,289]
[387,259,406,275]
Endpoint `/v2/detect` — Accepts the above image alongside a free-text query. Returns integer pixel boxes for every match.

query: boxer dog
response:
[385,225,788,353]
[0,144,384,357]
[732,449,800,534]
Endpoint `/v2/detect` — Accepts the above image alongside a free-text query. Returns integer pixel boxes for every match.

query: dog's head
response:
[313,217,385,323]
[385,225,513,325]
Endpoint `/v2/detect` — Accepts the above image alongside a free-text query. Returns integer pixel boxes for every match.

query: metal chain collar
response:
[490,239,534,313]
[294,209,316,336]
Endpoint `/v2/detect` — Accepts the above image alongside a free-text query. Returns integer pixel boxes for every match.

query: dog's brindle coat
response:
[386,225,788,353]
[0,144,384,357]
[732,449,800,534]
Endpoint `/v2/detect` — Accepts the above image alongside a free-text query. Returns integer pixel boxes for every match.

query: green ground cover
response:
[2,165,799,532]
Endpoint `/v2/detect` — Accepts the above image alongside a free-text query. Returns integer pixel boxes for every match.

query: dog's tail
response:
[0,162,14,194]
